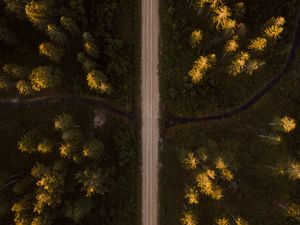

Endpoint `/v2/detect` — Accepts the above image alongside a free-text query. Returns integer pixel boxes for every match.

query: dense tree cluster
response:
[188,0,285,83]
[179,144,243,224]
[0,0,138,107]
[13,113,108,224]
[0,0,139,224]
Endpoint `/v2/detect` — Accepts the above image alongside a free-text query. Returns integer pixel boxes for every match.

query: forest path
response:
[166,12,300,128]
[0,95,133,119]
[141,0,159,224]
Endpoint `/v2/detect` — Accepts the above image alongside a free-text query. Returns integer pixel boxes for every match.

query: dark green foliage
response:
[0,0,140,111]
[160,0,300,224]
[18,129,39,153]
[160,0,300,116]
[63,198,94,223]
[0,104,140,225]
[160,43,300,225]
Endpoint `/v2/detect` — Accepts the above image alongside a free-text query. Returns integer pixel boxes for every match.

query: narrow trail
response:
[141,0,159,224]
[166,12,300,128]
[0,95,134,119]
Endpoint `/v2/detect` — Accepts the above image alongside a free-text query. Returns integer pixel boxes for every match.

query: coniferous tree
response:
[3,64,28,79]
[0,77,8,90]
[224,35,239,53]
[245,60,265,75]
[11,198,33,225]
[215,157,234,181]
[4,0,27,18]
[86,70,110,93]
[182,151,199,170]
[54,113,75,131]
[188,54,216,83]
[76,168,107,197]
[60,16,80,36]
[61,128,83,144]
[234,217,248,225]
[37,139,53,154]
[47,24,67,46]
[286,203,300,222]
[77,52,97,71]
[228,51,250,76]
[82,139,103,159]
[184,186,199,204]
[269,116,296,133]
[16,80,33,96]
[63,198,94,223]
[82,32,99,58]
[248,37,267,52]
[59,143,73,158]
[188,1,285,83]
[213,6,236,30]
[286,161,300,181]
[191,29,203,48]
[216,217,230,225]
[18,130,38,153]
[12,114,109,224]
[29,66,61,91]
[181,211,198,225]
[25,1,50,29]
[39,42,65,62]
[264,17,285,39]
[196,170,223,200]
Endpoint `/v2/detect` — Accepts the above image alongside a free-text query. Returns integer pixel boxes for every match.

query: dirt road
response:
[141,0,159,224]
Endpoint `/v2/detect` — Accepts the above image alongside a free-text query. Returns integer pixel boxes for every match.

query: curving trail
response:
[141,0,159,224]
[166,12,300,128]
[0,95,134,119]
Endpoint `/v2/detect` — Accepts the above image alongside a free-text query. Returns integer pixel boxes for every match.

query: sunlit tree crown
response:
[248,37,267,51]
[37,139,53,154]
[188,54,216,83]
[225,36,239,53]
[213,6,232,30]
[185,187,199,204]
[59,143,73,158]
[234,217,249,225]
[29,66,61,91]
[16,80,33,96]
[191,29,203,47]
[82,139,103,159]
[86,70,110,93]
[264,17,285,39]
[216,217,230,225]
[281,116,296,133]
[39,42,65,62]
[183,152,199,170]
[25,1,49,28]
[287,203,300,220]
[181,211,198,225]
[287,162,300,181]
[76,168,106,197]
[229,51,250,76]
[0,77,8,90]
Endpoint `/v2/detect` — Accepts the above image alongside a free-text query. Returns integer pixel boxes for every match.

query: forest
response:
[0,0,140,224]
[159,0,300,224]
[2,0,300,224]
